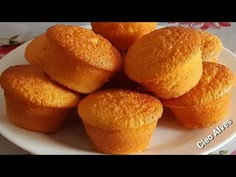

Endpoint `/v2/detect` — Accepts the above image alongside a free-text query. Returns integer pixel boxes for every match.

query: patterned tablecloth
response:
[0,22,236,155]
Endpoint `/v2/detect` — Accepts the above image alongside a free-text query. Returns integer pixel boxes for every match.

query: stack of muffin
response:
[0,22,235,154]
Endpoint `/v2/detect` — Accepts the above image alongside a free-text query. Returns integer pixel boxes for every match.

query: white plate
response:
[0,25,236,155]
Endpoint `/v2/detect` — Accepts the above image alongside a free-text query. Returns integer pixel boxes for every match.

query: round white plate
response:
[0,25,236,155]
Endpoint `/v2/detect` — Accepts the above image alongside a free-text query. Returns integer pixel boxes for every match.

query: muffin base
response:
[169,93,230,128]
[4,91,71,133]
[83,121,157,154]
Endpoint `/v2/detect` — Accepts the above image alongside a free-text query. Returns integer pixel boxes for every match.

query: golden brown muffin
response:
[124,26,202,99]
[78,89,163,154]
[44,24,122,94]
[162,62,235,128]
[91,22,158,51]
[25,34,49,65]
[0,65,80,133]
[199,30,223,62]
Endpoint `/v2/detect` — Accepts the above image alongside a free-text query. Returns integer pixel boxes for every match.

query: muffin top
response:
[0,65,80,108]
[91,22,158,51]
[162,62,235,107]
[78,89,163,130]
[25,34,49,65]
[199,30,223,62]
[124,26,201,82]
[46,24,122,72]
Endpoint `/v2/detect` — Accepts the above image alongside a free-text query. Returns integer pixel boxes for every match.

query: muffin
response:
[44,24,122,94]
[0,65,80,133]
[124,26,202,99]
[199,30,223,62]
[25,34,49,65]
[162,62,235,128]
[91,22,158,51]
[78,89,163,154]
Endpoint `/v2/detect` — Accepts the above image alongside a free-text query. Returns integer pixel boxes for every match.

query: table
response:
[0,22,236,155]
